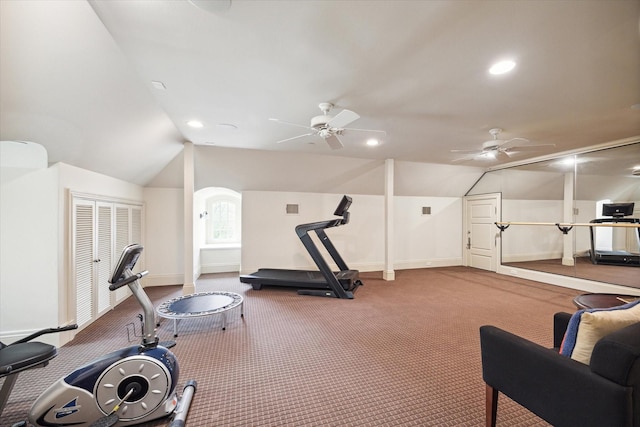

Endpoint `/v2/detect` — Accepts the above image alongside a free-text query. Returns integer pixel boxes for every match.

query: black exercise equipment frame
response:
[294,214,356,298]
[240,195,362,299]
[588,217,640,266]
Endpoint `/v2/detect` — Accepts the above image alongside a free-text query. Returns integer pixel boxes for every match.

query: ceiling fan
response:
[269,102,386,150]
[451,128,555,162]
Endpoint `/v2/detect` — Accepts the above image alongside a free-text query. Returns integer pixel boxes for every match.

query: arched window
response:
[204,190,241,245]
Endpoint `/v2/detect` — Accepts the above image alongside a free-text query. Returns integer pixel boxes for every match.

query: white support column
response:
[562,171,575,266]
[183,141,196,294]
[383,158,395,281]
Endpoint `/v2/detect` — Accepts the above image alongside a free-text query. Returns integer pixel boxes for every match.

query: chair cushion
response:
[560,299,640,365]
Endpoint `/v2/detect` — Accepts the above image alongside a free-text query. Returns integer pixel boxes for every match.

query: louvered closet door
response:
[96,202,113,315]
[115,205,130,258]
[131,206,142,249]
[114,205,133,302]
[73,199,95,328]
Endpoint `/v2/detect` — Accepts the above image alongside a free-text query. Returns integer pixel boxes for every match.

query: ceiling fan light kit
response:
[451,127,555,162]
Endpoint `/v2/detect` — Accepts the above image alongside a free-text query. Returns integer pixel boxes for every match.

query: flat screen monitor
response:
[334,195,353,217]
[602,202,635,217]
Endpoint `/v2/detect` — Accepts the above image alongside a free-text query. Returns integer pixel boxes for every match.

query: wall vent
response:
[422,206,431,215]
[286,204,299,214]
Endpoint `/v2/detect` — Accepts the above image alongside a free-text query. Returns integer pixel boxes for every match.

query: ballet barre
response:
[494,221,640,234]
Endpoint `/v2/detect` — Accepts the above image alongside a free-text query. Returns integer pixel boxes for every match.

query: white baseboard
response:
[239,259,460,276]
[201,263,240,274]
[144,273,183,287]
[394,258,462,270]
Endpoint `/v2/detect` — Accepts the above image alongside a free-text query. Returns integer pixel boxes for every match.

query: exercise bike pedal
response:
[160,340,177,348]
[90,412,119,427]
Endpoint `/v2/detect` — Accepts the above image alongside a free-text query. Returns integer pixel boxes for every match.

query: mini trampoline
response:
[156,291,244,337]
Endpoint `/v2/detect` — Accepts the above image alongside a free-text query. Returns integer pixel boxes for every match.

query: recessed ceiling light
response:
[187,120,204,128]
[151,80,166,90]
[489,60,516,75]
[216,123,237,130]
[366,138,380,147]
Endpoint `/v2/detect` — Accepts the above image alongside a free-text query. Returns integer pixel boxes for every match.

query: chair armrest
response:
[480,325,633,427]
[591,322,640,386]
[553,312,572,349]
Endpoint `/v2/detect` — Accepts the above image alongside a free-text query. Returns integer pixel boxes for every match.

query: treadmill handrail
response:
[589,217,640,224]
[295,217,346,237]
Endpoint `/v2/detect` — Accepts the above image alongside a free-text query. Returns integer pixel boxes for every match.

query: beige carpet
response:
[1,267,581,426]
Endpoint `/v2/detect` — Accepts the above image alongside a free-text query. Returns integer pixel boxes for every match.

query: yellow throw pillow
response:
[571,302,640,365]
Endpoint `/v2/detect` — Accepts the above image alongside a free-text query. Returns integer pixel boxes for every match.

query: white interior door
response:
[465,194,500,271]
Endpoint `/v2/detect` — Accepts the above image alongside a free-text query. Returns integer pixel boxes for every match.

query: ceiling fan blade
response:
[269,118,313,131]
[276,133,316,144]
[495,151,511,161]
[452,153,484,162]
[450,149,483,154]
[342,127,387,135]
[327,109,359,129]
[499,137,530,149]
[504,143,556,153]
[325,134,344,150]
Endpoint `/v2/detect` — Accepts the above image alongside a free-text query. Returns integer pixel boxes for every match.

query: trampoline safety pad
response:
[156,291,244,336]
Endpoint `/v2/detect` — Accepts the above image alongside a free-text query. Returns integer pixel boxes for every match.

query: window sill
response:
[201,244,241,250]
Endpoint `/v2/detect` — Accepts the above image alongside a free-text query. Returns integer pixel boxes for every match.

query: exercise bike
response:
[1,243,196,427]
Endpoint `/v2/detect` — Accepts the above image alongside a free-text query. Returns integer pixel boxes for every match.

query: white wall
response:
[194,146,387,194]
[200,248,241,273]
[394,160,483,197]
[241,191,463,275]
[394,196,463,269]
[143,187,184,286]
[241,192,384,274]
[145,148,485,281]
[501,199,564,262]
[1,161,144,345]
[1,167,59,341]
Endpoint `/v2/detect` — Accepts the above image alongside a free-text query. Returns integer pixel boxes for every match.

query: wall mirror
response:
[468,142,640,289]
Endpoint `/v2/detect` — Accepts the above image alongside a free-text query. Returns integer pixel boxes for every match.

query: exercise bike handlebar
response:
[14,324,79,345]
[109,270,148,291]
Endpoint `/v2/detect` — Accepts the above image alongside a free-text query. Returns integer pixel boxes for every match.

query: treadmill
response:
[240,195,363,298]
[588,202,640,267]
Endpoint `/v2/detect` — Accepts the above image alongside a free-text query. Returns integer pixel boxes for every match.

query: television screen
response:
[602,202,635,217]
[333,195,353,217]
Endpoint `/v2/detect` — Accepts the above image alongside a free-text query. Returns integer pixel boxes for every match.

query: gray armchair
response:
[480,312,640,427]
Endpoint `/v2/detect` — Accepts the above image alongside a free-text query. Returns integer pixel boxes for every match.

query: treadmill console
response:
[334,195,352,217]
[602,202,634,218]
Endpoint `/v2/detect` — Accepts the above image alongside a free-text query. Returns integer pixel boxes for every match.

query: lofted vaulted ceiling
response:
[1,0,639,186]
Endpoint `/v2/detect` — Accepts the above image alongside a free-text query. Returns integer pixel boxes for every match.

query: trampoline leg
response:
[221,313,226,331]
[173,319,178,337]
